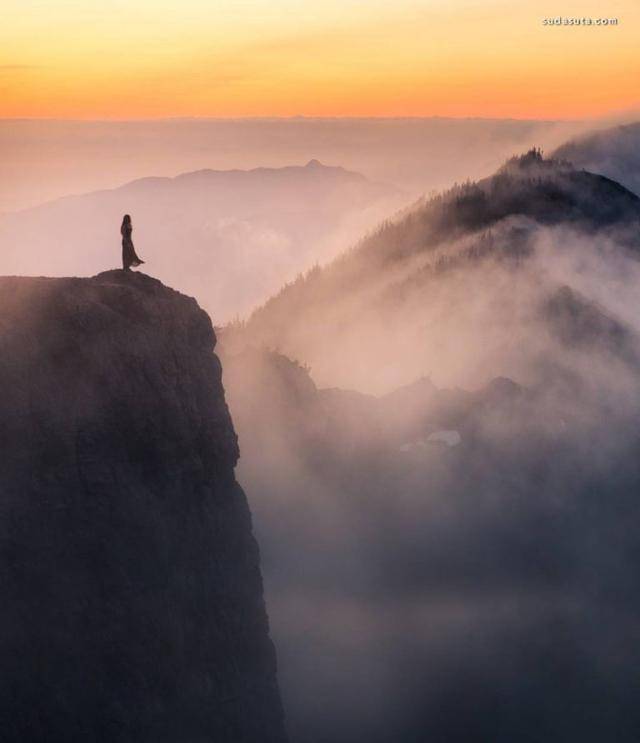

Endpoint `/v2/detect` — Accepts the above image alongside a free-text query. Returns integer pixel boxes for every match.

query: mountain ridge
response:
[0,160,403,322]
[553,121,640,196]
[224,150,640,392]
[7,159,377,216]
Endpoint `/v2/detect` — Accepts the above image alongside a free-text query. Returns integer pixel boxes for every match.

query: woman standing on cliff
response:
[121,214,145,271]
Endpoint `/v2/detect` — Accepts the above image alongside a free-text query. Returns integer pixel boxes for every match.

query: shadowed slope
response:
[553,121,640,196]
[0,270,287,743]
[227,151,640,392]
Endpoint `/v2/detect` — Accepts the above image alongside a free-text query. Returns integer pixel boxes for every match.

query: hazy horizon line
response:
[0,114,577,124]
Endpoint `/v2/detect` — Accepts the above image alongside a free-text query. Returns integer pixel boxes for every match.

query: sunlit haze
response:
[1,0,638,119]
[3,3,640,742]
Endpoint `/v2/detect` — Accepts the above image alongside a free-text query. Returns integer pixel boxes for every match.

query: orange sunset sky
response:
[1,0,638,120]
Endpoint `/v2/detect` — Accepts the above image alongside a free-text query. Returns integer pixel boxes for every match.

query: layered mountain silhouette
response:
[553,121,640,195]
[0,117,566,213]
[219,149,640,742]
[5,142,640,743]
[227,149,640,392]
[0,160,402,321]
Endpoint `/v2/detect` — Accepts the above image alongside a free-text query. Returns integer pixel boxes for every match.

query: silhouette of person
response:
[121,214,145,271]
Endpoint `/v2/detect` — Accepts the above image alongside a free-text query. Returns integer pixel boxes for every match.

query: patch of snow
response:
[399,430,462,452]
[399,441,428,452]
[426,430,461,447]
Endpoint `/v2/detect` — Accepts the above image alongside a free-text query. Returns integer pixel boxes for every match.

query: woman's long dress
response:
[121,223,145,270]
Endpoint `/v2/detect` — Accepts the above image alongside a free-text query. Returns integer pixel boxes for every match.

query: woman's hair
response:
[122,214,131,225]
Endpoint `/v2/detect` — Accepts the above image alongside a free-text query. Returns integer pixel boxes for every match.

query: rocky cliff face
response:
[0,270,287,743]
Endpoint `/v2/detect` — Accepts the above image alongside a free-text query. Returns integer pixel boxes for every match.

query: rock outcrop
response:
[0,270,287,743]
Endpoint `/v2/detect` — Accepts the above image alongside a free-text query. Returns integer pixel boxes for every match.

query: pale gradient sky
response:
[0,0,638,119]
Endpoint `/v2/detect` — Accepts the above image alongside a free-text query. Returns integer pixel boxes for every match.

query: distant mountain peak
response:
[305,158,324,168]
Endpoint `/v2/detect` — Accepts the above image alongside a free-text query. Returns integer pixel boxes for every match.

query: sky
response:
[1,0,638,120]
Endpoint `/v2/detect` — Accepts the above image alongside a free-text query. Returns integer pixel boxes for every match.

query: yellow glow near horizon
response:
[0,0,638,119]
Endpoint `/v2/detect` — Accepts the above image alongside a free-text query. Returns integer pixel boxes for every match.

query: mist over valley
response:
[3,117,640,742]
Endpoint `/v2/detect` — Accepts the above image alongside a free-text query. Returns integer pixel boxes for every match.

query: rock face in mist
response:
[0,271,287,743]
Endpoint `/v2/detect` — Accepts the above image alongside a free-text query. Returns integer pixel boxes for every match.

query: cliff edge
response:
[0,270,287,742]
